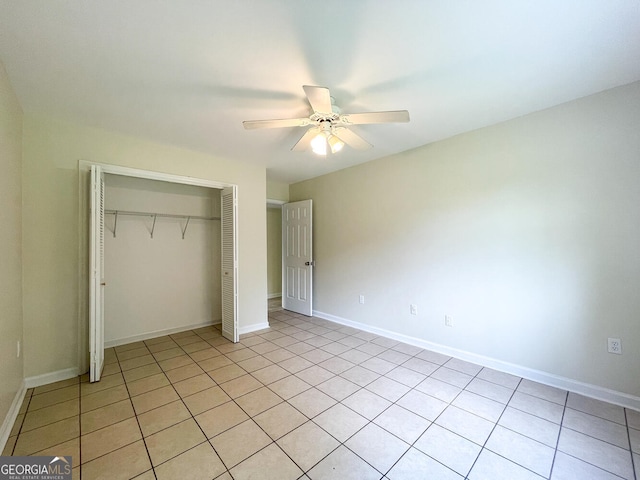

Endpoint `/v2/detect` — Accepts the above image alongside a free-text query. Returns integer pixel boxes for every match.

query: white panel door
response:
[221,186,238,342]
[89,165,105,382]
[282,200,313,316]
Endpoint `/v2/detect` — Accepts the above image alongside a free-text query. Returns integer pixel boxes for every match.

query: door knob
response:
[305,261,315,266]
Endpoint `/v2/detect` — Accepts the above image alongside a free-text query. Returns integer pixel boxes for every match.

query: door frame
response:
[78,161,238,374]
[266,199,285,301]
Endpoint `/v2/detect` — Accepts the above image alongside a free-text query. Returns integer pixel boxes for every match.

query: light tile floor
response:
[3,302,639,480]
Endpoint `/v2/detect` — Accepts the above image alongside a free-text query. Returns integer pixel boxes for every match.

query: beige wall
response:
[291,81,640,398]
[267,207,282,297]
[22,115,267,378]
[104,175,221,345]
[0,61,23,425]
[267,180,289,202]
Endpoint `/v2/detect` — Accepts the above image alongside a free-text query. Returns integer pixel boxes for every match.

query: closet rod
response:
[105,209,219,221]
[105,209,220,239]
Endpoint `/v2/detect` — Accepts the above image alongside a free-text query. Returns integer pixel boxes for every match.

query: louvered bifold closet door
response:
[89,164,105,382]
[221,186,238,342]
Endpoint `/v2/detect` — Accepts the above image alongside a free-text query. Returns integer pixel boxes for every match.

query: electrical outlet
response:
[445,315,453,327]
[359,295,365,304]
[607,338,622,355]
[17,340,20,358]
[410,304,418,315]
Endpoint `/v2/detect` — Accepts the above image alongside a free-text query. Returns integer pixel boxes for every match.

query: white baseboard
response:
[313,310,640,412]
[24,367,80,389]
[0,381,26,454]
[105,321,219,348]
[239,322,270,335]
[1,367,79,453]
[267,293,282,299]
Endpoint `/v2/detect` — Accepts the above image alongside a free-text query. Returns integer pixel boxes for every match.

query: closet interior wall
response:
[104,174,221,346]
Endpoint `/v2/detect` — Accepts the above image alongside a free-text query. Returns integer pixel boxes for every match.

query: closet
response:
[103,174,221,347]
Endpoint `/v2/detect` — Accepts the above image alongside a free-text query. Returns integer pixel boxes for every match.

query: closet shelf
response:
[105,209,220,239]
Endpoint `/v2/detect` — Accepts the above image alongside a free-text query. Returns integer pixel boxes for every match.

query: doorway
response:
[81,162,238,382]
[266,198,314,316]
[266,200,284,302]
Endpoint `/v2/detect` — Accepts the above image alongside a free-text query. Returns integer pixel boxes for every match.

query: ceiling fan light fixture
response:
[327,134,344,153]
[243,85,409,155]
[310,133,327,155]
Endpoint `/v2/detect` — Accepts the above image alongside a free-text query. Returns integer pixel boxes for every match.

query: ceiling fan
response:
[243,85,410,155]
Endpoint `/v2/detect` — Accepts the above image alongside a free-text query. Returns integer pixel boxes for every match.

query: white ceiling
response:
[1,1,639,184]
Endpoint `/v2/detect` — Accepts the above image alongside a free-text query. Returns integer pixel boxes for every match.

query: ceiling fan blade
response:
[340,110,410,125]
[243,118,310,130]
[291,127,320,152]
[333,128,372,150]
[303,85,332,114]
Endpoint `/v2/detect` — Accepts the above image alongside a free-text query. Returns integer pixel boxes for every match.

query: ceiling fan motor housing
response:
[242,85,409,152]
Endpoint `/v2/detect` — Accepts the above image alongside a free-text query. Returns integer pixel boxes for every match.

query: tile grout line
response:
[360,355,514,477]
[301,326,451,477]
[484,383,575,479]
[10,389,32,455]
[152,334,516,475]
[213,320,355,477]
[625,408,638,480]
[250,317,405,478]
[121,340,214,474]
[553,399,636,479]
[77,379,83,480]
[249,327,364,477]
[154,331,227,478]
[428,362,511,480]
[475,376,550,479]
[9,312,637,480]
[191,326,266,477]
[111,347,156,479]
[178,325,289,477]
[285,313,457,477]
[286,313,463,477]
[92,349,155,478]
[428,362,632,478]
[246,348,363,475]
[543,388,568,480]
[367,375,459,478]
